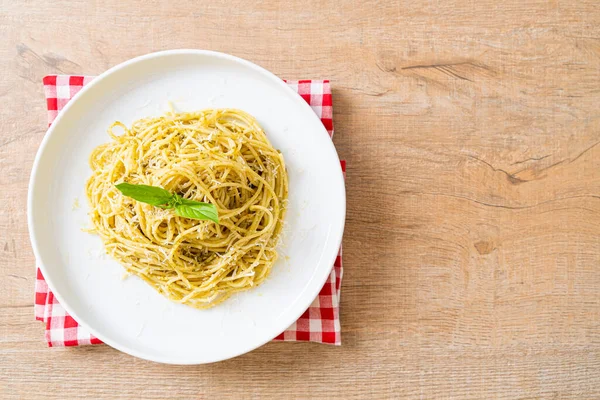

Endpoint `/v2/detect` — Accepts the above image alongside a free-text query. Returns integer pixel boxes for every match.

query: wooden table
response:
[1,1,599,398]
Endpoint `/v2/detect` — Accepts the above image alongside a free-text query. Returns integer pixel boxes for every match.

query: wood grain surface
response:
[1,1,599,398]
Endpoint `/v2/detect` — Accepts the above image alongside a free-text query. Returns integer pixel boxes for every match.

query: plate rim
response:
[27,49,346,364]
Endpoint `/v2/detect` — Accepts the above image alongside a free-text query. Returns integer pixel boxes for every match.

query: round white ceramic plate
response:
[28,50,345,364]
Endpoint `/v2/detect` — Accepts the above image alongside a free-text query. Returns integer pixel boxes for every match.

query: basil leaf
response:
[115,183,219,224]
[115,183,174,206]
[175,202,219,224]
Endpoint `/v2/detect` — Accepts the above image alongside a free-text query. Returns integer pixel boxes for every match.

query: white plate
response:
[28,50,345,364]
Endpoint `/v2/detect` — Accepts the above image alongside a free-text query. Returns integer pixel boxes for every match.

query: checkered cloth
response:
[36,75,345,346]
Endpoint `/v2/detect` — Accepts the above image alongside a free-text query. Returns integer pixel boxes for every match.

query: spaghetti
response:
[86,109,288,308]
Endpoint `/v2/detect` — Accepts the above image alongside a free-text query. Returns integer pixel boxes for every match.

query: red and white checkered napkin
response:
[36,75,345,347]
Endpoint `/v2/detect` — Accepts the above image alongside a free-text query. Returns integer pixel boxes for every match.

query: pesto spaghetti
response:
[86,109,288,308]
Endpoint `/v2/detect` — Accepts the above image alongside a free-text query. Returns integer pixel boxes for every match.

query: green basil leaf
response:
[175,202,219,224]
[115,183,219,223]
[115,183,174,207]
